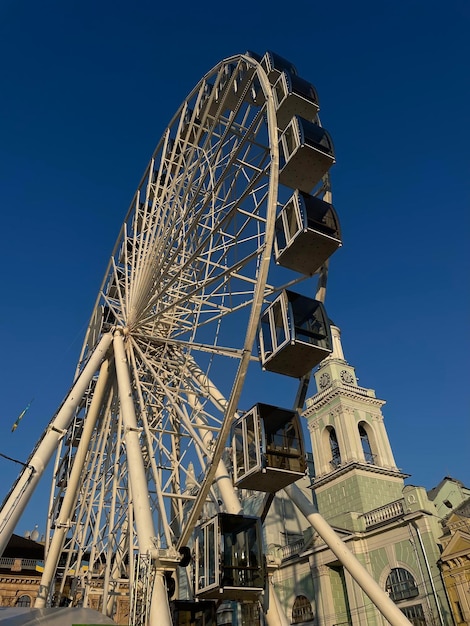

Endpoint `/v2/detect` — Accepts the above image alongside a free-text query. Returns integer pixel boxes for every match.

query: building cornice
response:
[311,460,408,489]
[0,575,40,583]
[304,381,385,415]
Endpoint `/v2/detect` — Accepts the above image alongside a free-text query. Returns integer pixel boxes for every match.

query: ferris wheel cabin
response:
[274,189,342,276]
[232,403,307,492]
[258,290,332,378]
[279,116,335,193]
[195,513,265,601]
[273,72,320,130]
[246,50,298,82]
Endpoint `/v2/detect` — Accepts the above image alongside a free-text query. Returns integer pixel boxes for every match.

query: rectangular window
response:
[401,604,426,626]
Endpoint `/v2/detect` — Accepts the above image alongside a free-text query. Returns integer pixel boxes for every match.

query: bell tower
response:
[304,325,407,529]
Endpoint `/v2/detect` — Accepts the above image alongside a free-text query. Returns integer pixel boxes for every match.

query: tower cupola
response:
[304,325,405,524]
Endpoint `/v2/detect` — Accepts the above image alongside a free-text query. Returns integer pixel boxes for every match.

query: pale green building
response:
[264,325,454,626]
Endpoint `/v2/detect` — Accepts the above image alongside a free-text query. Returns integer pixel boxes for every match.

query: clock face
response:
[340,370,354,384]
[319,372,331,389]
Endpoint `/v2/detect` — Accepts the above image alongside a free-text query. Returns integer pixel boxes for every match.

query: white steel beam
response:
[113,331,157,555]
[113,331,173,626]
[35,357,112,607]
[265,575,290,626]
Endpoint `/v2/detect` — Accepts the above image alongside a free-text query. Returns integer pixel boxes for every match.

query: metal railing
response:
[279,538,306,560]
[0,557,42,570]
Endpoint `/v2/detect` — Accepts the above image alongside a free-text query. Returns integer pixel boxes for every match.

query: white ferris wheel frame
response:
[0,53,412,626]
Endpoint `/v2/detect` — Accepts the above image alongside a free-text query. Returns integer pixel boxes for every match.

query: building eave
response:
[304,382,385,415]
[311,460,408,489]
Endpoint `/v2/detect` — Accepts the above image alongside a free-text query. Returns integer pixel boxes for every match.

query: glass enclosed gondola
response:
[246,50,298,106]
[195,514,264,601]
[232,403,307,491]
[279,116,335,193]
[273,71,320,130]
[256,50,298,82]
[258,290,332,378]
[274,189,342,275]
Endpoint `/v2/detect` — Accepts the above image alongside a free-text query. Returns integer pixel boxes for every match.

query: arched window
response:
[292,595,314,623]
[385,568,419,602]
[359,424,375,464]
[328,427,341,469]
[16,595,31,607]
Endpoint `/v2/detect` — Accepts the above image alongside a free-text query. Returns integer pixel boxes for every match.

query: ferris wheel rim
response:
[69,53,282,555]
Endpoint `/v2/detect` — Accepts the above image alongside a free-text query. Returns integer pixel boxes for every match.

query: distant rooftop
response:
[2,533,44,560]
[428,476,469,500]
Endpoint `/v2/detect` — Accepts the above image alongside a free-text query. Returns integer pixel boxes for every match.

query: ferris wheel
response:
[0,52,411,626]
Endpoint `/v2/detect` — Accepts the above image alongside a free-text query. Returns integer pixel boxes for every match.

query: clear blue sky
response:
[1,0,469,537]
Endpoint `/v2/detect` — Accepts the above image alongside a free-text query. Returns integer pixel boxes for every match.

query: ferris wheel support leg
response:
[114,331,158,556]
[113,332,173,626]
[0,332,113,557]
[265,575,290,626]
[185,363,244,516]
[35,358,112,608]
[149,571,173,626]
[284,483,412,626]
[185,384,242,516]
[214,461,243,515]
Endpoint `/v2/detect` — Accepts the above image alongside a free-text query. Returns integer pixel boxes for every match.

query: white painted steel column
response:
[284,483,412,626]
[265,576,290,626]
[35,358,111,607]
[214,461,243,515]
[113,331,172,626]
[185,381,243,516]
[0,333,113,557]
[114,331,157,555]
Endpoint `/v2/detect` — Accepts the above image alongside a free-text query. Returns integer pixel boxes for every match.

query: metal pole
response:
[113,331,173,626]
[411,521,445,626]
[35,357,111,607]
[284,483,412,626]
[184,381,243,516]
[0,332,113,556]
[265,575,290,626]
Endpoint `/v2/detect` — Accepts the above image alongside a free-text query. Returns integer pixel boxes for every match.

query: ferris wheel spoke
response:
[127,345,174,547]
[131,115,270,305]
[138,249,263,336]
[139,178,268,323]
[129,339,214,458]
[126,340,229,520]
[133,333,247,360]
